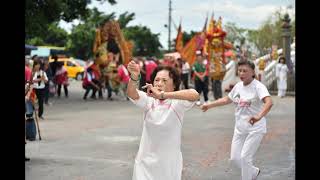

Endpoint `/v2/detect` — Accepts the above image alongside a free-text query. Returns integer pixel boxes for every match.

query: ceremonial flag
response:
[175,23,183,53]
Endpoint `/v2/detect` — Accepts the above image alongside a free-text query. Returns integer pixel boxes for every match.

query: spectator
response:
[32,60,48,120]
[55,62,69,98]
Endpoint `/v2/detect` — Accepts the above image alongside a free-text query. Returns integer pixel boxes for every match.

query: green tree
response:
[26,37,45,46]
[67,23,95,60]
[123,26,162,57]
[44,23,69,46]
[224,22,247,46]
[182,31,197,45]
[118,12,135,29]
[25,0,116,40]
[26,22,68,46]
[247,10,295,56]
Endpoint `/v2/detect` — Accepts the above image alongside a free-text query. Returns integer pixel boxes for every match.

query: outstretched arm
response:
[127,60,141,100]
[200,96,232,112]
[163,89,199,101]
[142,83,199,101]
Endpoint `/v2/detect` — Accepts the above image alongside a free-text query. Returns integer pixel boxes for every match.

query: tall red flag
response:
[180,33,201,65]
[175,23,183,53]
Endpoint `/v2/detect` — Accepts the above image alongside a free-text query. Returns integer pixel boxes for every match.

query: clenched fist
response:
[127,60,141,79]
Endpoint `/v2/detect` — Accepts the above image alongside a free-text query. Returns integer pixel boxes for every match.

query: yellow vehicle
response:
[31,46,85,80]
[49,58,85,80]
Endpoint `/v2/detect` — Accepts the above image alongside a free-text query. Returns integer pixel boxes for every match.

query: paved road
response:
[26,81,295,180]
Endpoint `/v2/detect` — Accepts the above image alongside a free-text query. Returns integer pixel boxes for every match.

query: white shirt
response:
[130,90,195,180]
[85,71,94,82]
[32,70,48,89]
[181,62,190,74]
[228,79,270,134]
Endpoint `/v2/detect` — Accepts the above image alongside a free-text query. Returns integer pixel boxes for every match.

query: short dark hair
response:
[238,60,255,78]
[278,56,286,63]
[33,59,41,68]
[52,55,58,61]
[150,65,181,91]
[31,55,38,60]
[238,60,255,70]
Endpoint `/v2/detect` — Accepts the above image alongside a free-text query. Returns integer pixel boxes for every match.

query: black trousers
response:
[91,79,103,98]
[44,83,49,103]
[181,73,189,89]
[105,81,112,98]
[83,84,97,99]
[57,84,68,97]
[194,77,209,102]
[211,79,222,100]
[34,88,45,117]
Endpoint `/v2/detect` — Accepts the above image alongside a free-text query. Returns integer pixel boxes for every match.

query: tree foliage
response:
[247,10,295,56]
[25,0,116,40]
[66,7,161,59]
[123,26,162,57]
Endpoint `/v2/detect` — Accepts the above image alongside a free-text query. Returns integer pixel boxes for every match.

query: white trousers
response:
[278,89,286,97]
[229,130,264,180]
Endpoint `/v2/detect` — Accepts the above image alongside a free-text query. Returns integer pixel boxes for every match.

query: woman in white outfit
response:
[276,56,289,98]
[127,60,199,180]
[201,60,273,180]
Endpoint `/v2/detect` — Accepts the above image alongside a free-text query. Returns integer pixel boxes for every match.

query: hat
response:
[196,50,202,56]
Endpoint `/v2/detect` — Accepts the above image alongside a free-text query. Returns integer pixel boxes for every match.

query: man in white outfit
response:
[127,60,199,180]
[201,60,273,180]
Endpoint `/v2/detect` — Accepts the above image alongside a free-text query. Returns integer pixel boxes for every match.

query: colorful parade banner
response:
[180,33,201,65]
[175,23,183,53]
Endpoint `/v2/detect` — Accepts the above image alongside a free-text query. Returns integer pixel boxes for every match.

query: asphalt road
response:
[26,81,295,180]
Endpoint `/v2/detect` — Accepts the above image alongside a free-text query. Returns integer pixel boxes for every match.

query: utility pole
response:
[168,0,172,51]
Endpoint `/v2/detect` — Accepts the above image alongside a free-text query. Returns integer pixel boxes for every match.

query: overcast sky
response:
[59,0,295,49]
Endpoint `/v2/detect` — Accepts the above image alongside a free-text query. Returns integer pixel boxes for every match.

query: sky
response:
[59,0,295,50]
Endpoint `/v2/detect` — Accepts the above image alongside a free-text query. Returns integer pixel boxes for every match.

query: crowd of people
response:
[25,55,69,160]
[25,47,291,180]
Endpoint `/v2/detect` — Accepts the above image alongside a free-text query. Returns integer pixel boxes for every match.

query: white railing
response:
[222,60,239,92]
[220,43,295,92]
[262,60,277,88]
[254,43,295,88]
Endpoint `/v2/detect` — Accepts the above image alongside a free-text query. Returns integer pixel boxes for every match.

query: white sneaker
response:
[196,101,201,106]
[204,101,209,105]
[252,168,260,180]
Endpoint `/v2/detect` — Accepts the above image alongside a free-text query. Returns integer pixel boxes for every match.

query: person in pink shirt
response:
[144,58,158,83]
[117,62,130,100]
[25,58,32,82]
[161,56,176,67]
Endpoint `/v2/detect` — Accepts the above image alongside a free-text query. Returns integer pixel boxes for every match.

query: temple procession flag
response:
[175,23,183,53]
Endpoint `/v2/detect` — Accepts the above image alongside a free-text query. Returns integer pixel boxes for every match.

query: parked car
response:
[73,59,86,68]
[49,58,85,81]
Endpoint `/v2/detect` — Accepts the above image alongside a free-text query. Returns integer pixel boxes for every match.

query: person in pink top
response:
[117,62,130,100]
[145,58,158,83]
[25,58,32,82]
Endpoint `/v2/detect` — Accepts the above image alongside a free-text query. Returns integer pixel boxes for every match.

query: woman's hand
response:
[142,83,161,99]
[249,116,261,125]
[127,60,140,79]
[200,104,210,112]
